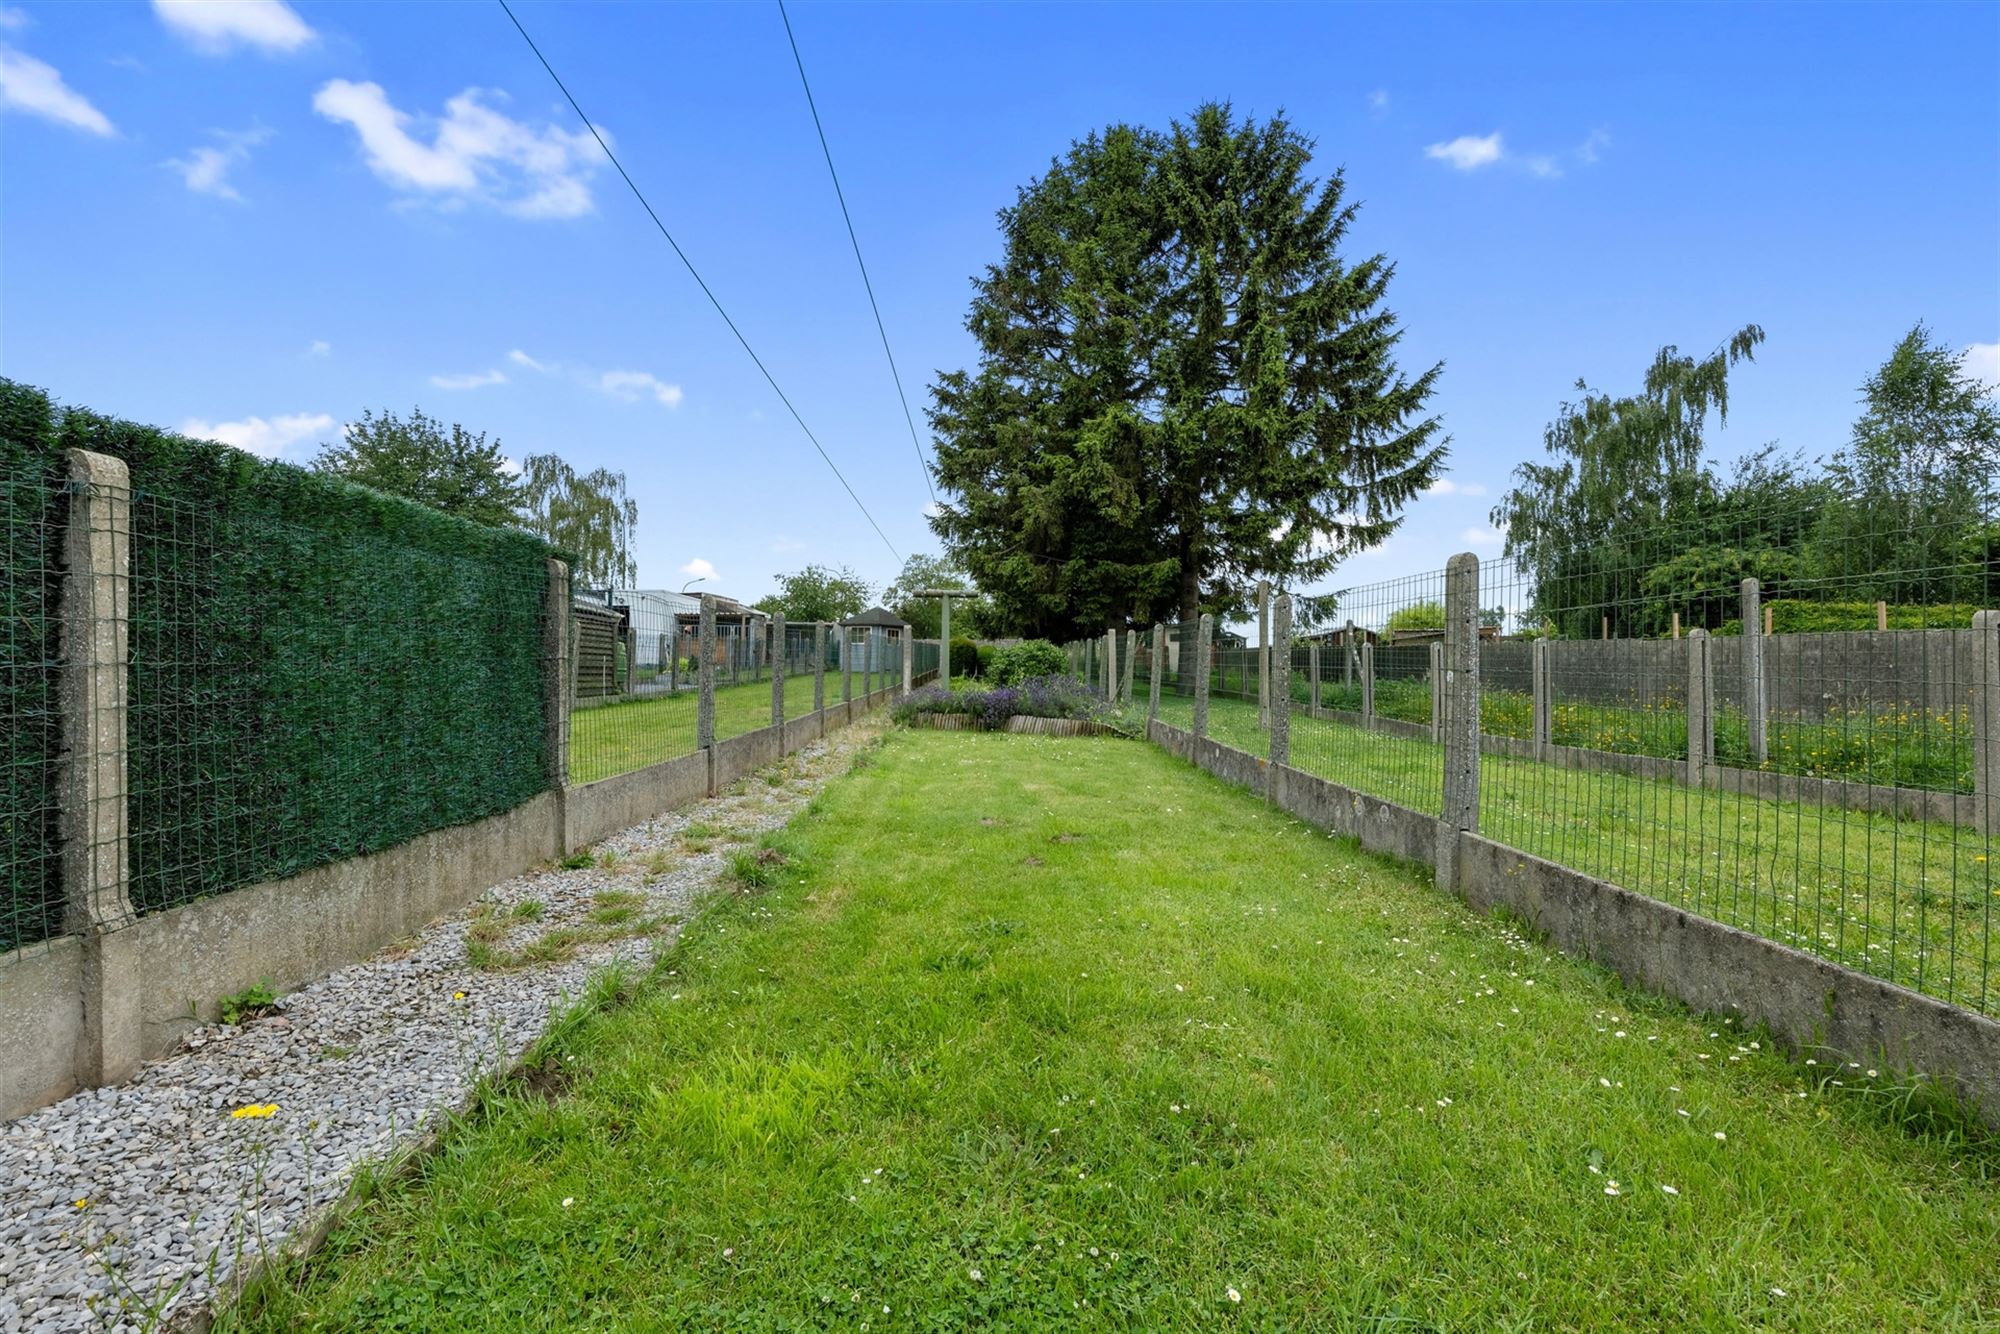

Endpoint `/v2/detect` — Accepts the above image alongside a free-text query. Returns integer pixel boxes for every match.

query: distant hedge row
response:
[0,379,560,952]
[1714,599,1990,636]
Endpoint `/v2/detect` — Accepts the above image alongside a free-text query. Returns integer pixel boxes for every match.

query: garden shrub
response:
[988,639,1068,686]
[949,637,982,679]
[892,674,1126,732]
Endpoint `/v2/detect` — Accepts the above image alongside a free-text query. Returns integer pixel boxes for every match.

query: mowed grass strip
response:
[569,673,877,785]
[232,731,1999,1332]
[1195,693,1999,1017]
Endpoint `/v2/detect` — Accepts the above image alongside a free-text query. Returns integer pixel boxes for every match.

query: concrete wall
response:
[1143,717,2000,1127]
[1481,628,1984,720]
[1,669,932,1122]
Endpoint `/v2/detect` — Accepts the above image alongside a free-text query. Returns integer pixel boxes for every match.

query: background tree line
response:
[311,406,639,587]
[1490,322,1999,638]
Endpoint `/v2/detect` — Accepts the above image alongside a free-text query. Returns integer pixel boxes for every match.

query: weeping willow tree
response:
[1490,325,1767,636]
[518,454,638,586]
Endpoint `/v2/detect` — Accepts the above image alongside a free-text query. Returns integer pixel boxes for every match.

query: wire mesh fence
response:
[566,608,931,783]
[127,486,553,918]
[0,452,62,955]
[1064,498,1999,1018]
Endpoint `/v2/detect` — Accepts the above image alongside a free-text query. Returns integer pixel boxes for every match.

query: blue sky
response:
[3,0,1995,609]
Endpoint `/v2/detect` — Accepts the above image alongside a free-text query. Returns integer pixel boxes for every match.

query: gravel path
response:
[0,721,886,1333]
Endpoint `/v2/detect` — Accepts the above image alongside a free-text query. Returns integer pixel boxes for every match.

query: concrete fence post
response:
[902,627,913,694]
[1270,595,1293,771]
[1974,609,1999,837]
[60,449,141,1088]
[1742,577,1768,764]
[624,627,638,696]
[1257,580,1271,728]
[1149,623,1163,723]
[1344,619,1356,687]
[1439,552,1481,890]
[1194,614,1214,740]
[771,615,786,727]
[1360,641,1375,728]
[1686,628,1715,787]
[1308,644,1322,719]
[697,594,717,752]
[814,622,827,712]
[842,626,854,710]
[1429,641,1444,744]
[939,595,952,682]
[543,559,572,787]
[1122,628,1136,707]
[1530,637,1551,762]
[1104,628,1118,704]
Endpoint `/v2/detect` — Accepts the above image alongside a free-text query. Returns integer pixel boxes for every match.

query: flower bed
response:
[891,675,1129,734]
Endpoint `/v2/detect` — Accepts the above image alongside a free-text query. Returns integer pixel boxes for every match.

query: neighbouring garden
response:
[228,729,1998,1331]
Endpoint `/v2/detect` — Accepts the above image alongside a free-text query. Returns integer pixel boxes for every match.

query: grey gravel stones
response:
[0,723,882,1332]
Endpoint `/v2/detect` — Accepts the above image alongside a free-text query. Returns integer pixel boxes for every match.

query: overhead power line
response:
[777,0,937,507]
[495,0,901,562]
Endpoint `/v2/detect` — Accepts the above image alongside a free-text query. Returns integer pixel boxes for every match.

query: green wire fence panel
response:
[0,385,62,954]
[0,378,561,946]
[566,589,702,785]
[1280,568,1450,817]
[124,487,552,914]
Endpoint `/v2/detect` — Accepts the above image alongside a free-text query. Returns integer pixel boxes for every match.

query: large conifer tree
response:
[929,103,1446,638]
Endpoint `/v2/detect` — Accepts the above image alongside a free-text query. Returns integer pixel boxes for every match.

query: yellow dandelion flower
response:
[231,1102,279,1119]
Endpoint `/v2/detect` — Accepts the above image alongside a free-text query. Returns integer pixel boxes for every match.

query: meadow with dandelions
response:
[229,730,1999,1331]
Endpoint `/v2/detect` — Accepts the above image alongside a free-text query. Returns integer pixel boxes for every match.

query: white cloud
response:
[1425,478,1488,498]
[1963,341,2000,390]
[313,79,607,219]
[0,45,114,135]
[1426,132,1503,171]
[680,558,718,582]
[306,339,331,358]
[430,368,507,391]
[1428,128,1609,179]
[508,348,549,373]
[166,125,269,201]
[179,411,335,459]
[1459,525,1506,548]
[499,456,523,476]
[1367,89,1389,116]
[0,7,30,31]
[598,370,682,407]
[152,0,313,54]
[771,536,806,554]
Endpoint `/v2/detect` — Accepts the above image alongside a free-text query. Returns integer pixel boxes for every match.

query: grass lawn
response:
[1184,692,1999,1018]
[569,673,887,785]
[231,730,1997,1331]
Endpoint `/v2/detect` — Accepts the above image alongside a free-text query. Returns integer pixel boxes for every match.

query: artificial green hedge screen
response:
[0,378,560,952]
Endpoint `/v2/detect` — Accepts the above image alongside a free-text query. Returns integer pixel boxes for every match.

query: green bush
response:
[949,638,982,679]
[0,377,560,946]
[988,639,1068,686]
[1385,601,1445,633]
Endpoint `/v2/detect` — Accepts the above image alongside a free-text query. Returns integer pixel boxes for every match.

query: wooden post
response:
[1876,600,1888,632]
[1671,611,1680,640]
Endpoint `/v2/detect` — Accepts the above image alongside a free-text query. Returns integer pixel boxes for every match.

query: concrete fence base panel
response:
[1,672,922,1122]
[1143,717,2000,1127]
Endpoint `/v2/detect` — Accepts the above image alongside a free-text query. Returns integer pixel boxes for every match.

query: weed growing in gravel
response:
[218,982,277,1026]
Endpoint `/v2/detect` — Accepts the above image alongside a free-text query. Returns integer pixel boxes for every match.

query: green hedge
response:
[0,385,62,952]
[1713,599,1988,635]
[1,379,559,948]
